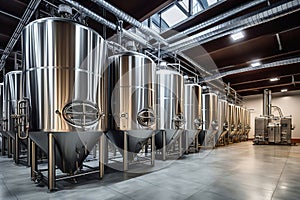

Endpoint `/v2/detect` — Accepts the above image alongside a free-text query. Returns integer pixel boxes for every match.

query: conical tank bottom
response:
[106,130,153,161]
[155,129,183,150]
[183,130,200,150]
[30,131,101,173]
[199,130,218,147]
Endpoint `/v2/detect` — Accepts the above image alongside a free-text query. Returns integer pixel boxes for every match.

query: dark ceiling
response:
[0,0,300,96]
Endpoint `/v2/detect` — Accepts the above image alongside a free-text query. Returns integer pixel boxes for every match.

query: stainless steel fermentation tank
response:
[236,106,244,141]
[199,93,218,148]
[183,83,202,153]
[0,83,6,155]
[107,51,156,170]
[216,99,229,146]
[228,103,238,142]
[156,69,184,160]
[3,71,30,164]
[22,17,108,190]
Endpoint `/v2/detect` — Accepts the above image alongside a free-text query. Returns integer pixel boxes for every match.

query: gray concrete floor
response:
[1,141,300,200]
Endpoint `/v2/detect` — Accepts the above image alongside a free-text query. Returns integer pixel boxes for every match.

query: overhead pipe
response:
[64,0,151,48]
[0,10,21,20]
[90,0,168,46]
[201,57,300,82]
[177,52,212,76]
[166,0,266,43]
[0,0,41,70]
[167,0,300,53]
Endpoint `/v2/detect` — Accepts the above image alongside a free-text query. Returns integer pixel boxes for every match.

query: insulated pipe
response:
[202,57,300,82]
[167,0,300,53]
[166,0,266,43]
[90,0,168,45]
[64,0,116,30]
[64,0,151,48]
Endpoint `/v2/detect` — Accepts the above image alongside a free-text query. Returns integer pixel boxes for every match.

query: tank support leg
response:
[179,131,183,157]
[48,133,56,191]
[8,136,12,158]
[1,136,6,156]
[104,135,108,165]
[15,133,19,164]
[184,131,188,154]
[99,133,104,179]
[123,132,128,171]
[162,130,166,161]
[93,144,97,159]
[151,132,155,166]
[31,141,37,180]
[195,132,199,152]
[27,138,31,167]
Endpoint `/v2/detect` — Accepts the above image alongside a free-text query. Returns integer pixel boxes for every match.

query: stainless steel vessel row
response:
[0,16,252,192]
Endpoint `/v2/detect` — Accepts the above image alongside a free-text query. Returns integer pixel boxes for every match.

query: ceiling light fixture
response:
[270,77,279,82]
[251,62,261,67]
[281,89,288,92]
[230,32,244,41]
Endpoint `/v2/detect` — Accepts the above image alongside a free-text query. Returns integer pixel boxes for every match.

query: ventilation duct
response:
[64,0,151,47]
[167,0,300,53]
[166,0,266,43]
[202,57,300,82]
[91,0,168,45]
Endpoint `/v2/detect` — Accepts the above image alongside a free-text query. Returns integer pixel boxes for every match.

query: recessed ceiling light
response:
[251,62,261,67]
[270,77,279,82]
[281,89,288,92]
[230,32,244,41]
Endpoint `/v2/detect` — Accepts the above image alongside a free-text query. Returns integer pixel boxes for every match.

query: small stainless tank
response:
[199,93,218,147]
[107,51,156,159]
[156,69,184,150]
[216,99,229,144]
[4,71,22,139]
[183,83,202,151]
[22,17,108,173]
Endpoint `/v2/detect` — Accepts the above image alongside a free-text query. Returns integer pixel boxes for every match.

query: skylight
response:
[178,0,190,12]
[161,5,188,27]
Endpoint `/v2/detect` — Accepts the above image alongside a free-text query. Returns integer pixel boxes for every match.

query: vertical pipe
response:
[123,131,128,171]
[8,136,12,158]
[99,133,104,179]
[151,132,155,166]
[162,130,166,161]
[268,90,272,116]
[15,133,19,164]
[48,133,56,191]
[31,141,37,180]
[263,89,268,116]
